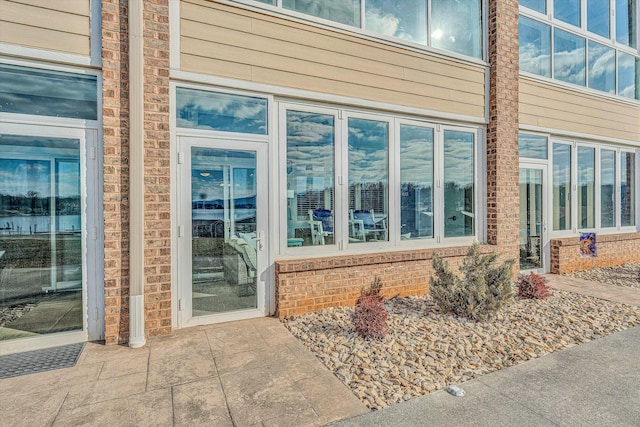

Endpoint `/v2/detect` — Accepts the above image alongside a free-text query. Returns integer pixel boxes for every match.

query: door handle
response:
[252,231,264,251]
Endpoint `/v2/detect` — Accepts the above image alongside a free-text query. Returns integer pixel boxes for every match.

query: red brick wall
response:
[275,246,488,318]
[550,232,640,273]
[486,0,520,265]
[102,0,130,345]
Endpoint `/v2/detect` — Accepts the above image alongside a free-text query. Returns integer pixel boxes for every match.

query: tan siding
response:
[0,0,90,56]
[180,0,486,119]
[519,79,640,142]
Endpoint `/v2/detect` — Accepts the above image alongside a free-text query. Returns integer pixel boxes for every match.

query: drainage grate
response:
[0,342,85,379]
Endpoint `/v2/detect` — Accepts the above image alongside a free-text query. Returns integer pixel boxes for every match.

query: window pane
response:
[0,135,82,340]
[444,130,474,238]
[176,87,268,134]
[616,0,637,47]
[255,0,276,4]
[519,16,551,77]
[518,133,548,159]
[553,143,571,231]
[617,52,640,100]
[519,0,545,14]
[601,149,616,228]
[0,64,97,120]
[400,125,433,240]
[286,111,335,247]
[621,152,636,227]
[554,29,586,86]
[365,0,426,44]
[555,0,581,27]
[282,0,361,27]
[431,0,483,59]
[587,0,610,38]
[587,41,615,93]
[348,118,389,243]
[577,147,595,229]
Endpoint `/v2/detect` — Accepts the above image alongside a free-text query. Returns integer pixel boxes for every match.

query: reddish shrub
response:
[517,272,551,300]
[351,296,388,340]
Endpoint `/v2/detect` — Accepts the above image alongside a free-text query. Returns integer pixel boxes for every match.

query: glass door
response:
[178,138,268,327]
[519,163,547,272]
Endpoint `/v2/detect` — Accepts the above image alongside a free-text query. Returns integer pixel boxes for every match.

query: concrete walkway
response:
[544,274,640,306]
[0,317,367,427]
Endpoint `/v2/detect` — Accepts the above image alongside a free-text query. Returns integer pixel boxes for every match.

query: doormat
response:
[0,342,85,379]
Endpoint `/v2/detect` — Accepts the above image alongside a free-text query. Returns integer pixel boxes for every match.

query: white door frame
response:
[519,161,550,274]
[0,122,102,355]
[175,136,269,328]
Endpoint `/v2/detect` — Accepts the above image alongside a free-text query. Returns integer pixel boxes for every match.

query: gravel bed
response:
[285,291,640,410]
[566,263,640,289]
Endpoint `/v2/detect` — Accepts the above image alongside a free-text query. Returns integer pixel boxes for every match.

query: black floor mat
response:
[0,342,85,379]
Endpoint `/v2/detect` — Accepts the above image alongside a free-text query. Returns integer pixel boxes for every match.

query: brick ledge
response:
[552,232,640,247]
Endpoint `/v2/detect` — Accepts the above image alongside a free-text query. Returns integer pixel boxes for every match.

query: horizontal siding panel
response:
[180,0,485,119]
[519,79,640,142]
[0,21,88,55]
[0,0,89,35]
[9,0,89,16]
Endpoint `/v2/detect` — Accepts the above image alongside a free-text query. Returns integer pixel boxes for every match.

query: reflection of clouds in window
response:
[553,144,571,184]
[400,125,433,183]
[554,0,580,27]
[588,41,615,93]
[601,150,616,186]
[282,0,361,27]
[0,64,97,120]
[554,29,585,86]
[365,0,426,44]
[519,17,551,77]
[176,87,268,134]
[443,132,474,187]
[519,0,545,14]
[617,53,639,100]
[348,118,388,184]
[431,0,482,59]
[518,133,548,159]
[615,0,637,48]
[0,160,51,198]
[57,162,81,198]
[587,0,610,38]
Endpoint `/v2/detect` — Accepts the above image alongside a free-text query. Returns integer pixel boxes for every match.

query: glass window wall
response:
[365,0,426,44]
[617,52,640,100]
[577,146,596,229]
[400,124,433,240]
[553,143,572,231]
[621,151,636,227]
[588,41,616,93]
[555,0,581,27]
[616,0,637,47]
[519,0,546,14]
[443,130,474,238]
[282,0,362,27]
[519,16,552,77]
[431,0,482,58]
[519,133,548,159]
[600,149,616,228]
[587,0,610,38]
[554,29,586,86]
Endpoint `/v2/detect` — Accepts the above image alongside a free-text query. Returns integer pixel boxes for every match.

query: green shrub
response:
[430,243,514,320]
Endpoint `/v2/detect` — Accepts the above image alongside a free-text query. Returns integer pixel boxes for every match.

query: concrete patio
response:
[0,317,368,426]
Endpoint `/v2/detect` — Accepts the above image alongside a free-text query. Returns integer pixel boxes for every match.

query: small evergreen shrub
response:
[430,243,514,320]
[516,272,551,300]
[351,277,388,340]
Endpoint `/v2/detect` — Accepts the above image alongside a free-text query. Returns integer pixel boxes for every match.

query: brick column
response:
[141,0,171,338]
[486,0,520,265]
[102,0,130,344]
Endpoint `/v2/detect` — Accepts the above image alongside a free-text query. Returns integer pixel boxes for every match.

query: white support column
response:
[128,0,146,348]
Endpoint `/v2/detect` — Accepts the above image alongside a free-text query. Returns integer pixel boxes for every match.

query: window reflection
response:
[617,52,639,100]
[600,149,616,228]
[588,41,615,93]
[400,125,433,240]
[283,0,361,27]
[587,0,610,38]
[554,29,586,86]
[519,0,545,14]
[365,0,426,44]
[621,152,636,227]
[577,147,595,229]
[348,118,389,243]
[616,0,637,47]
[431,0,482,59]
[553,143,571,231]
[176,87,268,134]
[555,0,581,27]
[443,131,474,238]
[518,133,548,159]
[286,111,335,247]
[0,64,97,120]
[519,16,551,77]
[0,135,82,340]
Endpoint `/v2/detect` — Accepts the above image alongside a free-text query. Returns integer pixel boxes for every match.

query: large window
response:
[547,138,638,233]
[240,0,483,59]
[282,105,478,251]
[519,1,640,100]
